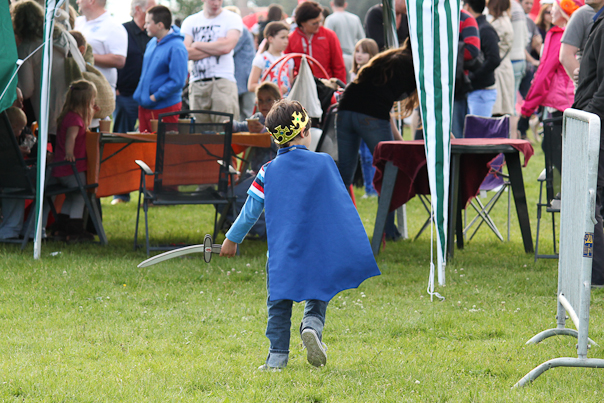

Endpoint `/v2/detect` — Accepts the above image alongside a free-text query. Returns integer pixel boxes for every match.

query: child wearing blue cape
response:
[221,100,380,370]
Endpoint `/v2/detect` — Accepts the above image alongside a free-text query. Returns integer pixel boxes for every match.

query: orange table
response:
[97,132,271,198]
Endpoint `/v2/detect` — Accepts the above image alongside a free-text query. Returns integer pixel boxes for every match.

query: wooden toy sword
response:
[137,234,222,267]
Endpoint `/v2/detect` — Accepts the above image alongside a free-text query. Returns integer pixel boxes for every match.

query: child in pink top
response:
[51,79,99,242]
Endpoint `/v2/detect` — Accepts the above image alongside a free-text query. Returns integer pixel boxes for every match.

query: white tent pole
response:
[34,0,65,259]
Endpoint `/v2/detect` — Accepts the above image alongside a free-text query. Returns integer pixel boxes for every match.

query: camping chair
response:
[462,114,511,241]
[535,116,562,261]
[133,110,238,256]
[0,111,105,247]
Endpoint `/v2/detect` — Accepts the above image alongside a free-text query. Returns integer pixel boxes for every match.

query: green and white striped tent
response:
[404,0,460,290]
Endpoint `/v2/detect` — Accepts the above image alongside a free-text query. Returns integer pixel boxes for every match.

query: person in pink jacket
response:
[517,0,582,138]
[285,1,347,83]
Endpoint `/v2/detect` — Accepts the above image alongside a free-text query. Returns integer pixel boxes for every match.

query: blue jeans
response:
[337,110,393,188]
[337,110,400,239]
[452,98,468,138]
[265,262,328,368]
[512,60,526,108]
[467,89,497,118]
[112,94,138,202]
[113,94,139,133]
[359,140,377,195]
[0,197,24,239]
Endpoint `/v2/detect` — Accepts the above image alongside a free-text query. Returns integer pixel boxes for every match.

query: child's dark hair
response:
[265,100,308,148]
[465,0,486,14]
[264,21,289,39]
[255,81,281,101]
[147,5,172,29]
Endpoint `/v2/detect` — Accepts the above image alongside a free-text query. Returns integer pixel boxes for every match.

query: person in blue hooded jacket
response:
[133,5,187,133]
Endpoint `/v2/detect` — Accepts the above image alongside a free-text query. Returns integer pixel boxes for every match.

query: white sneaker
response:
[301,328,327,367]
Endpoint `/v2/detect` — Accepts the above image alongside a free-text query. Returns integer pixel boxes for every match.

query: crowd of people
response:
[3,0,603,262]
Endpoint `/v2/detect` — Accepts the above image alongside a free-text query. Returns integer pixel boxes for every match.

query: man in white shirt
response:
[181,0,243,123]
[75,0,128,93]
[325,0,365,82]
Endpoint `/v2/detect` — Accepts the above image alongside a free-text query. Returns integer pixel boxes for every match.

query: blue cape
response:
[264,146,380,302]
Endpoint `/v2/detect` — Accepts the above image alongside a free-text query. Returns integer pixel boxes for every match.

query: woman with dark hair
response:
[337,41,418,238]
[535,1,553,40]
[285,1,347,82]
[256,4,284,46]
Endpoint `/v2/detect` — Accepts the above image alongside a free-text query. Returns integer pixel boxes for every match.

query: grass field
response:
[1,140,603,402]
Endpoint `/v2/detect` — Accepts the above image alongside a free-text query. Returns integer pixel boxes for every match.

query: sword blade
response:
[137,244,206,268]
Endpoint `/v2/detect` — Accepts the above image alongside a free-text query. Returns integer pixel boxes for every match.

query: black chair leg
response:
[87,195,107,245]
[144,198,151,256]
[134,191,143,251]
[20,210,35,250]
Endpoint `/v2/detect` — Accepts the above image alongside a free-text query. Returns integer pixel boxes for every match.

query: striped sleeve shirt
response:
[460,9,481,61]
[248,163,267,201]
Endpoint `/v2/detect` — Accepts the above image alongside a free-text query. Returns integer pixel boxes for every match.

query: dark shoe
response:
[49,213,69,240]
[65,218,94,243]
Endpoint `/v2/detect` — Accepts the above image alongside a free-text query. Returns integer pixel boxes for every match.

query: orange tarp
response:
[95,132,271,198]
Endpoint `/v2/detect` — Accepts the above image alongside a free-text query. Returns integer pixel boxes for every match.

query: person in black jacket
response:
[337,41,418,241]
[112,0,155,205]
[572,0,604,287]
[462,0,501,118]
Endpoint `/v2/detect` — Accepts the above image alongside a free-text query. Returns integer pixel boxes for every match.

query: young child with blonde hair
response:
[51,79,99,242]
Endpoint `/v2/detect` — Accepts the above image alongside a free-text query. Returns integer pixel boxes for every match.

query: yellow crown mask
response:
[269,109,310,145]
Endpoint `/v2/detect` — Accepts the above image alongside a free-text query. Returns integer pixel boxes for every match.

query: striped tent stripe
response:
[406,0,459,286]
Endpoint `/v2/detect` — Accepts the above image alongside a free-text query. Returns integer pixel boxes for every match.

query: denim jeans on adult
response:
[452,97,468,138]
[336,110,393,188]
[264,261,328,368]
[512,60,526,107]
[113,94,139,134]
[359,140,377,195]
[337,110,400,239]
[466,88,497,118]
[112,94,139,202]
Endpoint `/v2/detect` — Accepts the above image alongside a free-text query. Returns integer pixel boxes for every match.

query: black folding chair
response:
[134,110,238,255]
[535,116,562,261]
[316,103,338,163]
[0,111,106,247]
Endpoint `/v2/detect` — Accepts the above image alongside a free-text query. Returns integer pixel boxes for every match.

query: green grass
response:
[2,141,603,402]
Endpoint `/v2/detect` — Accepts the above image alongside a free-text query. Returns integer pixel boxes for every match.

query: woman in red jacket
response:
[285,1,347,83]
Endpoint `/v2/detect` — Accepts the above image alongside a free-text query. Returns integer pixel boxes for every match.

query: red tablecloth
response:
[373,138,534,212]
